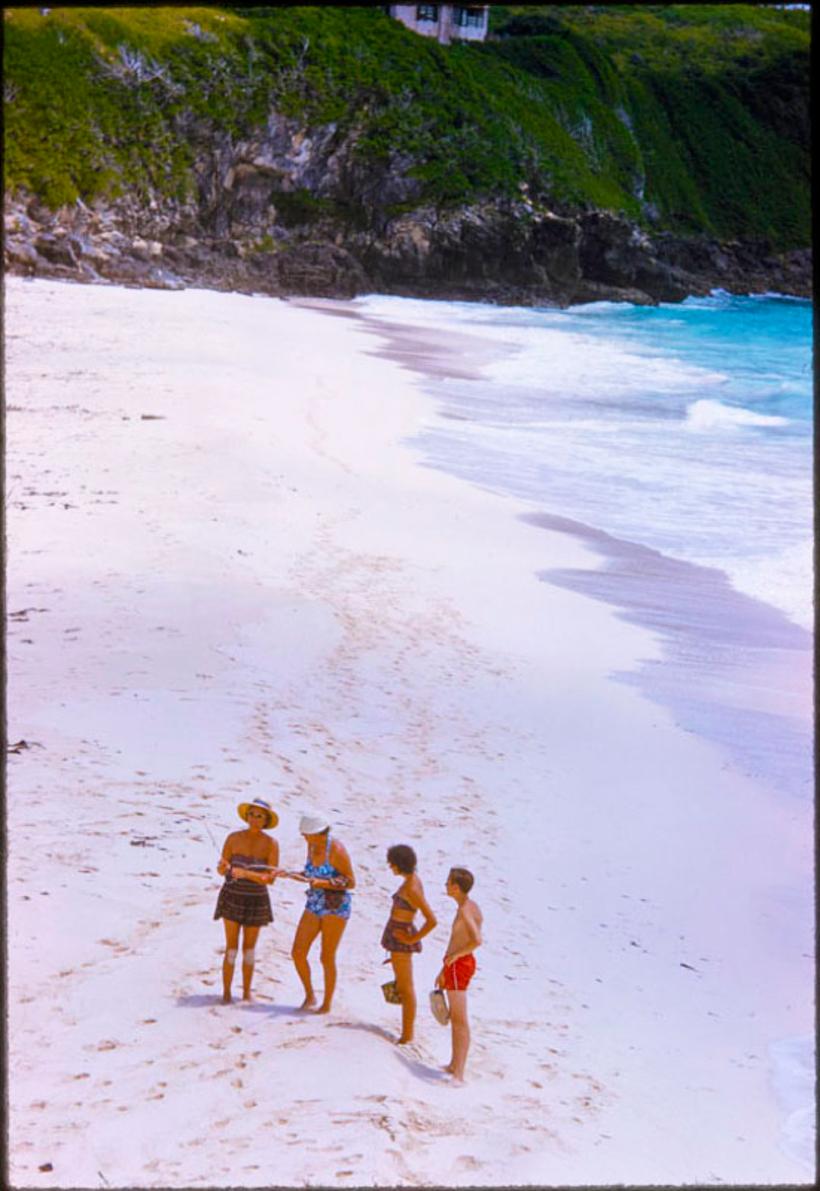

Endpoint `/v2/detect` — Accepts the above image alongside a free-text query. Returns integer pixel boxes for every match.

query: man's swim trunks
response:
[442,954,476,990]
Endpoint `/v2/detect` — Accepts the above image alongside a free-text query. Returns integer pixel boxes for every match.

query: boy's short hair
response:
[448,867,474,894]
[387,844,417,874]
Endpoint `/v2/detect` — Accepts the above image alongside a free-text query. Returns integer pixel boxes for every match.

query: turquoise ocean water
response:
[356,288,814,1171]
[360,290,813,630]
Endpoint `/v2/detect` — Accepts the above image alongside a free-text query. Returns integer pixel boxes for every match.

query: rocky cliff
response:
[3,6,811,305]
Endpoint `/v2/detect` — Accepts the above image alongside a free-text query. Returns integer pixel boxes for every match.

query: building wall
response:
[441,4,488,43]
[388,5,488,46]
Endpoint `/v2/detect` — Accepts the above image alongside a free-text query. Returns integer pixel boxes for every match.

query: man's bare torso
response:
[446,897,483,958]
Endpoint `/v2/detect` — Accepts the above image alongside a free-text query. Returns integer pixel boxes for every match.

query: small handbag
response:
[429,988,450,1025]
[323,875,349,912]
[381,979,402,1005]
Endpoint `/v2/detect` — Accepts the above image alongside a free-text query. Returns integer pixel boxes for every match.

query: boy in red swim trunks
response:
[436,867,483,1083]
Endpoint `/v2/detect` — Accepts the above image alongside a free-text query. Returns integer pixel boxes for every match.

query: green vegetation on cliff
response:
[3,5,810,247]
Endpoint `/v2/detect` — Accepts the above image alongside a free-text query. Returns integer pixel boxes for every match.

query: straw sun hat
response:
[237,798,278,830]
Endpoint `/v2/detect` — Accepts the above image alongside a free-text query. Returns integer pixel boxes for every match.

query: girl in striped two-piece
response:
[381,844,437,1045]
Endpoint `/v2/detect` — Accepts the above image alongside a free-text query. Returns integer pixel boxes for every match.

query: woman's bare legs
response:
[291,911,321,1008]
[316,914,348,1013]
[240,925,261,1000]
[391,952,416,1043]
[222,919,240,1003]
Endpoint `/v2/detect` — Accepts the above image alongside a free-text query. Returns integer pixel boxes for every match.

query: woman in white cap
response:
[282,811,355,1013]
[214,798,280,1003]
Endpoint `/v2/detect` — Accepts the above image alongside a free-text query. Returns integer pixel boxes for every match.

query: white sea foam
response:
[365,291,812,630]
[565,299,623,313]
[749,290,809,302]
[768,1036,816,1173]
[484,335,728,397]
[729,540,814,630]
[358,293,731,399]
[706,287,807,303]
[685,398,790,431]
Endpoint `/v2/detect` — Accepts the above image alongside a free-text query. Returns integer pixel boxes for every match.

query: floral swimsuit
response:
[304,836,352,919]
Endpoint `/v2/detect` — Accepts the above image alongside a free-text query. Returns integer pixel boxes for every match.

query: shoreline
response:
[6,277,813,1186]
[5,261,814,308]
[283,291,815,1177]
[523,511,812,798]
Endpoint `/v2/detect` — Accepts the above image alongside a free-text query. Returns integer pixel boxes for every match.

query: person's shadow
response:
[175,994,299,1018]
[328,1020,449,1084]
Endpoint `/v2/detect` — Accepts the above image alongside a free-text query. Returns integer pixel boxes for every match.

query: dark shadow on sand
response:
[175,994,300,1018]
[236,1001,302,1017]
[328,1020,450,1085]
[175,994,225,1009]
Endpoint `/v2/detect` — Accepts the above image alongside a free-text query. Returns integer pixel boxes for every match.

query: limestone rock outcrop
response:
[4,111,811,305]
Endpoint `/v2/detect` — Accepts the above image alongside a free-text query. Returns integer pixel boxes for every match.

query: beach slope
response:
[5,277,813,1187]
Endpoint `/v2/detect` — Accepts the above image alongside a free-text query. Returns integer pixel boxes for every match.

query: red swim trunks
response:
[442,954,476,991]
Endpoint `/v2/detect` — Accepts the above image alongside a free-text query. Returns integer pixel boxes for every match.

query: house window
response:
[454,6,485,28]
[416,4,438,21]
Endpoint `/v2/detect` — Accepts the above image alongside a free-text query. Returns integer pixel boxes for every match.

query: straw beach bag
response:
[429,988,450,1025]
[381,979,402,1005]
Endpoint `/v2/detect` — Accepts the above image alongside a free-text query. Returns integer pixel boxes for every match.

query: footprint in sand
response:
[456,1155,483,1171]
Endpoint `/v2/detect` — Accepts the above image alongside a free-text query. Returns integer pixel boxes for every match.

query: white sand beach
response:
[5,276,813,1187]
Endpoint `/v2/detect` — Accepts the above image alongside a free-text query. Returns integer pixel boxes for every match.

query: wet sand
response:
[523,511,813,797]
